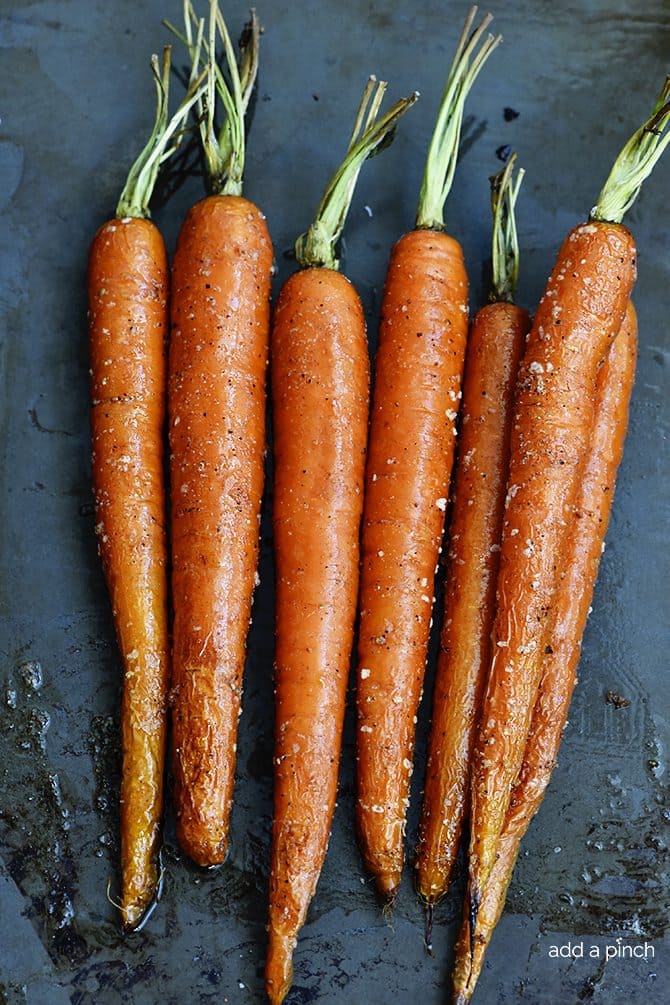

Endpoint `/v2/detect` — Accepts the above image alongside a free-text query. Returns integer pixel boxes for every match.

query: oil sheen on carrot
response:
[267,267,369,1001]
[415,299,530,905]
[169,195,273,866]
[454,302,637,1003]
[356,230,468,899]
[469,221,636,904]
[89,216,169,928]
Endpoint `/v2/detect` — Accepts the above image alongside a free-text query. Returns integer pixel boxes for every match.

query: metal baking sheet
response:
[1,1,668,1002]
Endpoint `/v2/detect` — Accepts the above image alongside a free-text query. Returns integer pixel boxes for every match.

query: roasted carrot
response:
[266,79,417,1005]
[415,157,530,910]
[453,302,638,1003]
[468,81,670,931]
[168,4,273,866]
[88,50,204,929]
[355,7,501,903]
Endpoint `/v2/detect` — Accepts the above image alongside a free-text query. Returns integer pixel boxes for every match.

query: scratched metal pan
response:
[0,0,668,1002]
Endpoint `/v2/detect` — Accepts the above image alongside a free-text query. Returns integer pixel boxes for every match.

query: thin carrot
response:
[468,81,669,932]
[88,50,204,929]
[266,79,417,1005]
[355,7,501,903]
[415,157,530,911]
[453,301,638,1003]
[168,3,273,867]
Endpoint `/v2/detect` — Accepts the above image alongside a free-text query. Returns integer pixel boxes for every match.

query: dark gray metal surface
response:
[1,1,668,1002]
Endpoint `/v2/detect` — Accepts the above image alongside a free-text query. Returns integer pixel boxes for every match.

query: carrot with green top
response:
[168,1,274,867]
[468,79,669,943]
[355,6,501,904]
[266,78,418,1005]
[88,49,204,928]
[415,156,530,914]
[454,301,638,1002]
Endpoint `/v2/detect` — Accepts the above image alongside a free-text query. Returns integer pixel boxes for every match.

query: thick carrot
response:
[168,5,274,866]
[356,8,501,903]
[453,302,638,1003]
[468,81,669,927]
[88,51,204,928]
[266,80,417,1005]
[415,158,530,909]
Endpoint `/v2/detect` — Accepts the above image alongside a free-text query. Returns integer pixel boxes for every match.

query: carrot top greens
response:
[591,76,670,224]
[166,0,260,196]
[416,7,501,232]
[490,153,524,304]
[116,47,206,219]
[295,78,418,272]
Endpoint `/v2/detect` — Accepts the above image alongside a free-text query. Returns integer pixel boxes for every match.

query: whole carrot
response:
[453,302,638,1003]
[355,7,501,903]
[168,4,273,867]
[415,157,530,911]
[266,79,418,1005]
[88,50,204,928]
[468,81,669,929]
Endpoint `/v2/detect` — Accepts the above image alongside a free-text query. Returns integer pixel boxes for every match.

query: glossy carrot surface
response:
[87,44,205,925]
[454,302,637,1002]
[266,267,369,1004]
[356,230,469,899]
[265,79,417,1004]
[468,220,636,907]
[355,7,500,903]
[169,194,273,865]
[415,299,529,905]
[89,216,169,928]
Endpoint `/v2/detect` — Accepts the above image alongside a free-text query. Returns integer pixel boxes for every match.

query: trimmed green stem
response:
[116,49,169,219]
[490,153,524,303]
[295,79,418,271]
[116,47,206,219]
[164,5,259,121]
[591,76,670,224]
[168,0,257,196]
[416,6,501,232]
[116,48,205,219]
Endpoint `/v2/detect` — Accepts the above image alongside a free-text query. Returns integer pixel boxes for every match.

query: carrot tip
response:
[265,984,288,1005]
[120,849,165,932]
[374,867,401,903]
[424,901,435,956]
[381,889,399,923]
[176,822,228,869]
[121,892,159,933]
[265,928,296,1005]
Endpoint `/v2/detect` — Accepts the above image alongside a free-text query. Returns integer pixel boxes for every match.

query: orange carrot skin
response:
[415,301,530,905]
[453,303,637,1003]
[169,195,273,867]
[355,229,469,900]
[88,217,169,929]
[469,221,637,903]
[266,268,370,1005]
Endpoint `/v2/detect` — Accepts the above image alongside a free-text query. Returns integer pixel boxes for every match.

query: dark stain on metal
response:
[28,407,72,437]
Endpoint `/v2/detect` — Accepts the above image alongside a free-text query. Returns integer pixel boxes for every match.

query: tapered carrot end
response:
[176,819,228,869]
[121,894,155,933]
[118,854,163,932]
[375,869,401,906]
[452,993,470,1005]
[121,905,141,931]
[265,927,296,1005]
